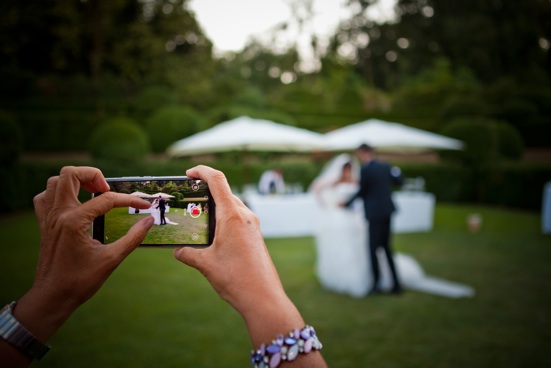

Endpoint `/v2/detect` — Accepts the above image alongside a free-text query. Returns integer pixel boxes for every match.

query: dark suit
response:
[157,198,167,225]
[346,160,403,292]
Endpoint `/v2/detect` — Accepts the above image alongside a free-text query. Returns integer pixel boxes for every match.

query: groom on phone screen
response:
[344,143,403,295]
[156,196,167,225]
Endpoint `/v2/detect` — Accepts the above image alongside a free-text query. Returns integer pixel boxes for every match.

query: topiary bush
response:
[89,117,150,161]
[144,106,202,153]
[130,85,178,122]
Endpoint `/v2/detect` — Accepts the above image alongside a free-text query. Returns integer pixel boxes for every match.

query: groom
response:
[156,196,167,225]
[344,143,403,295]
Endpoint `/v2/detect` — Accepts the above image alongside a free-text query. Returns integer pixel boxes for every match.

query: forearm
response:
[242,294,327,368]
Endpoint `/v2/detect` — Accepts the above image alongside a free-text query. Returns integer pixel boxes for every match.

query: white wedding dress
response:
[313,181,371,297]
[150,201,178,226]
[311,154,475,299]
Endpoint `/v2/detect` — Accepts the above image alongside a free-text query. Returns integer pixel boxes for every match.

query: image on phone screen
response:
[93,177,215,246]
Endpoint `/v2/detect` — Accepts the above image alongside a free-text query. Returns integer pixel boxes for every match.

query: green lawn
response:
[104,207,210,245]
[1,204,550,367]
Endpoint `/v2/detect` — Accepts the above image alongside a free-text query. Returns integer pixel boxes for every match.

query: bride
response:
[150,198,178,226]
[310,154,371,297]
[310,153,475,298]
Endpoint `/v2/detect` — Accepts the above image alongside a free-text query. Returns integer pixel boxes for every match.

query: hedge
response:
[1,160,550,214]
[400,162,551,210]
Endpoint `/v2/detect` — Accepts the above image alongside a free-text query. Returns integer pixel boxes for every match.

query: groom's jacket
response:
[346,160,403,220]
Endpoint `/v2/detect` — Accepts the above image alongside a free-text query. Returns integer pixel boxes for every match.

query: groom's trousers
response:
[368,217,401,291]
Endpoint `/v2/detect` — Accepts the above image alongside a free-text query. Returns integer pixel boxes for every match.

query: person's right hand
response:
[174,166,327,367]
[173,166,305,346]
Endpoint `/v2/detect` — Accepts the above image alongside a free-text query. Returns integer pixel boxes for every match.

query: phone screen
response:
[93,176,215,246]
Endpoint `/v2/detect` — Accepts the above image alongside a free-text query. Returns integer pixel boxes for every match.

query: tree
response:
[332,0,551,89]
[0,0,216,92]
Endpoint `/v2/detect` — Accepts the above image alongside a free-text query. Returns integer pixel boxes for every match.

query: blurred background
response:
[0,0,550,209]
[1,0,550,367]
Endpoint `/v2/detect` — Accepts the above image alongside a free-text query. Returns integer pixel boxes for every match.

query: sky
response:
[188,0,396,69]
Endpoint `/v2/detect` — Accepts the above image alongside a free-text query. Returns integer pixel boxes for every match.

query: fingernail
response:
[142,216,154,228]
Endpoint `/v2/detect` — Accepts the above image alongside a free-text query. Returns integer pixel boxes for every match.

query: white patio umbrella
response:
[130,191,154,198]
[167,116,325,157]
[324,119,464,152]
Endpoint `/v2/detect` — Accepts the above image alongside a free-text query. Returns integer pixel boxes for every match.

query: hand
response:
[7,167,154,356]
[174,166,304,343]
[174,166,327,367]
[174,165,287,313]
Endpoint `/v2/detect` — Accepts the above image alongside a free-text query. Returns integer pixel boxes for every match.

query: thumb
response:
[110,216,154,258]
[173,246,204,271]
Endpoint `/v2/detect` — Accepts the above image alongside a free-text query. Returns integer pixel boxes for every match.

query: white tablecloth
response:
[244,191,435,238]
[392,191,435,233]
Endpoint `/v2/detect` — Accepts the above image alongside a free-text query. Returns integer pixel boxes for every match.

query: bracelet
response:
[0,301,51,360]
[250,325,322,367]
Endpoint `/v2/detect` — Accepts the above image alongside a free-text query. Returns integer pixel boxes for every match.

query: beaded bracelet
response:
[250,325,322,368]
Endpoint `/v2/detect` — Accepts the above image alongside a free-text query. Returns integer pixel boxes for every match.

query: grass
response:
[1,204,550,367]
[104,207,210,245]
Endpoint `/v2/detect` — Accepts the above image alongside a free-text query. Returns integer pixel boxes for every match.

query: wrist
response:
[240,293,305,348]
[14,287,79,344]
[250,325,323,367]
[0,302,51,360]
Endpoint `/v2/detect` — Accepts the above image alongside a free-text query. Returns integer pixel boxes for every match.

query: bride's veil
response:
[309,153,360,192]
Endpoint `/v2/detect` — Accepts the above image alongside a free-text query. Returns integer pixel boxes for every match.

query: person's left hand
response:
[14,166,154,345]
[30,166,154,307]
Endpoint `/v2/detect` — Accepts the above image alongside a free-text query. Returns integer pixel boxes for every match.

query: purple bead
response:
[260,344,266,355]
[303,338,313,353]
[253,353,264,363]
[284,337,297,345]
[300,329,311,340]
[269,352,281,368]
[293,328,300,339]
[266,344,280,354]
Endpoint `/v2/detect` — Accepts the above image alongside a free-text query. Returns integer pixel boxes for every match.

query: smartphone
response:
[92,176,215,247]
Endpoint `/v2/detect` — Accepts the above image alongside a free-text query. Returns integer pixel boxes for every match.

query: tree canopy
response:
[0,0,549,156]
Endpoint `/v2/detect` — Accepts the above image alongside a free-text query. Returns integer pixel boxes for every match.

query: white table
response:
[244,191,435,238]
[244,193,318,238]
[392,191,435,233]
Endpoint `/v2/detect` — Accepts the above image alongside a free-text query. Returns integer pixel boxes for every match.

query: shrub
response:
[144,106,202,153]
[439,95,494,122]
[497,122,525,160]
[89,117,150,161]
[131,85,178,121]
[0,111,24,165]
[19,108,97,151]
[439,117,524,164]
[399,163,475,202]
[477,162,551,209]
